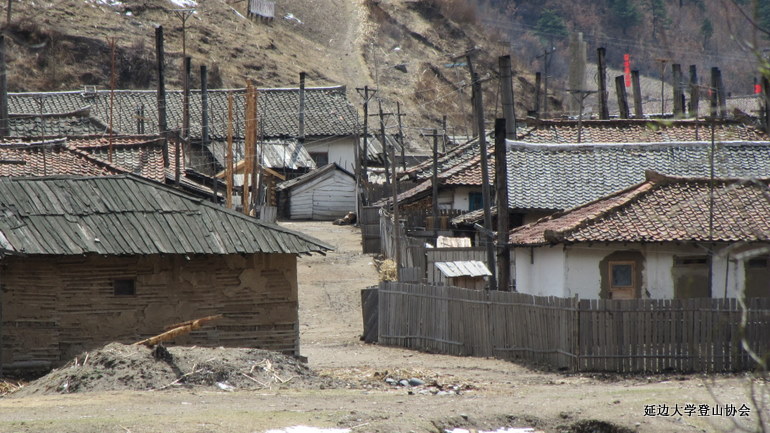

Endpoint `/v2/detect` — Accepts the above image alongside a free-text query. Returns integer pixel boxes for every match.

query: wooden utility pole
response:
[423,128,442,239]
[762,77,770,134]
[0,36,8,137]
[155,26,169,167]
[355,86,376,183]
[615,75,630,119]
[473,72,497,291]
[243,82,257,214]
[672,63,684,117]
[442,115,447,152]
[378,100,390,185]
[464,50,479,137]
[298,72,306,144]
[656,58,669,115]
[226,92,234,208]
[182,56,191,140]
[534,72,541,118]
[597,47,609,120]
[397,102,406,171]
[567,89,595,143]
[494,118,510,292]
[201,65,215,203]
[631,70,643,118]
[108,37,116,163]
[710,67,719,118]
[391,129,401,281]
[688,65,700,118]
[499,55,516,139]
[715,67,727,118]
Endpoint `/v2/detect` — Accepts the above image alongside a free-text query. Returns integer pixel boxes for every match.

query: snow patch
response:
[264,427,351,433]
[446,429,536,433]
[169,0,197,8]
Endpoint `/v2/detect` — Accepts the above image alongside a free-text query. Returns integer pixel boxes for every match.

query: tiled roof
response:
[8,86,359,140]
[377,147,494,206]
[401,136,485,181]
[641,94,764,118]
[9,111,108,137]
[0,175,333,255]
[509,171,770,246]
[506,140,770,211]
[0,140,124,177]
[515,119,767,144]
[68,136,172,182]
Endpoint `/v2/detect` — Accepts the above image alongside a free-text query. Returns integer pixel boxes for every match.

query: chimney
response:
[298,72,306,144]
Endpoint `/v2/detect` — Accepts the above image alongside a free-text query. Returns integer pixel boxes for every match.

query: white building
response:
[509,171,770,299]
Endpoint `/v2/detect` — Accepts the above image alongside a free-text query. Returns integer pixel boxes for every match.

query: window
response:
[468,192,483,211]
[309,152,328,166]
[672,255,710,298]
[745,255,770,298]
[610,262,634,287]
[113,279,136,296]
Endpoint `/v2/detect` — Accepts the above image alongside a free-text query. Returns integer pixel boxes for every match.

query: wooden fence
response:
[360,206,381,254]
[373,281,770,373]
[426,247,486,284]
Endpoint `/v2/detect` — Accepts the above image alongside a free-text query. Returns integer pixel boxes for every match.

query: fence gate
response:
[360,206,381,254]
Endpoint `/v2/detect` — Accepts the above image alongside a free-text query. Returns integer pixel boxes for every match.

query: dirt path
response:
[0,222,764,433]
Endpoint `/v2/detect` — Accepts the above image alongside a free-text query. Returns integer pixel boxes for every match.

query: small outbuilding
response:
[276,163,356,220]
[434,260,492,290]
[0,175,332,370]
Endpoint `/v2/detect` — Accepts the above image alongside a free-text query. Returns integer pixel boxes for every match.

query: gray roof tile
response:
[0,176,332,256]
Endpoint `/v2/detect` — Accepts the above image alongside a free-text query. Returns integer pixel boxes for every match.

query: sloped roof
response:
[9,110,108,137]
[0,175,332,255]
[515,119,768,143]
[276,163,354,191]
[509,171,770,246]
[208,138,316,171]
[376,147,493,207]
[0,140,125,177]
[506,140,770,212]
[435,261,491,277]
[8,86,359,140]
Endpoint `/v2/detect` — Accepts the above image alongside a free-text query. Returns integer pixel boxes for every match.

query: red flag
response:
[624,54,631,87]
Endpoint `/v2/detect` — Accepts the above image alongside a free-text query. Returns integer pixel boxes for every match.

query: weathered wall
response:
[303,136,356,173]
[0,253,298,368]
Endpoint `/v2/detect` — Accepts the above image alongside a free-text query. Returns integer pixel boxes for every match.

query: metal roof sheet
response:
[0,175,332,256]
[434,261,492,278]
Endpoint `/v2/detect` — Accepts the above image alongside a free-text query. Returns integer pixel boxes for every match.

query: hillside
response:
[2,0,536,151]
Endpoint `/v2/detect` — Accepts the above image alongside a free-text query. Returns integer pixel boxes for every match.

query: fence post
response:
[573,295,580,372]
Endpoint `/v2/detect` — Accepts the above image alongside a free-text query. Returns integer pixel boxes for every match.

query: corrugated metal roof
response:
[208,138,316,171]
[434,261,492,278]
[276,163,354,191]
[0,175,332,256]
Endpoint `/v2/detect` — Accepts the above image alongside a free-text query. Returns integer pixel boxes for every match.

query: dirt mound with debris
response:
[12,343,335,396]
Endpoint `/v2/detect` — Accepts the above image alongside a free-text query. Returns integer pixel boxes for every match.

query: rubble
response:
[11,342,336,396]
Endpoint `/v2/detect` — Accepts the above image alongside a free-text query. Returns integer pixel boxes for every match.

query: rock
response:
[408,378,425,386]
[399,379,409,387]
[385,377,397,385]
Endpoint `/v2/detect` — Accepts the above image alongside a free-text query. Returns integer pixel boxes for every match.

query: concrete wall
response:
[1,253,299,368]
[514,243,758,299]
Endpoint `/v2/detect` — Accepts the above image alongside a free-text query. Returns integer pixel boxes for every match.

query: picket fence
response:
[374,281,770,373]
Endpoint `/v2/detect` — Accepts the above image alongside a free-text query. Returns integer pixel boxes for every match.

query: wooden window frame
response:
[609,261,636,289]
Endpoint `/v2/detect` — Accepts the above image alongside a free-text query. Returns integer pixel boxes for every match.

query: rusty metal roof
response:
[0,175,332,256]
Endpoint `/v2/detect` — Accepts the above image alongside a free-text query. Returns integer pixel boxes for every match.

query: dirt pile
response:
[12,342,334,396]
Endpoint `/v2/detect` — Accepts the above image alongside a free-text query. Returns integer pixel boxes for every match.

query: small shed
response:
[277,163,356,220]
[434,260,492,290]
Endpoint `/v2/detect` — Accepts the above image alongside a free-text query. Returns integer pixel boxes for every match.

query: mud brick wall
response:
[0,253,299,368]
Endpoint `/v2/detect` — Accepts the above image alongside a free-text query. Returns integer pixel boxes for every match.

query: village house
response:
[0,175,332,370]
[276,163,357,220]
[509,171,770,299]
[7,83,360,176]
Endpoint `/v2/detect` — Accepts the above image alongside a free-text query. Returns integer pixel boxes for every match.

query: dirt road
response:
[0,221,765,433]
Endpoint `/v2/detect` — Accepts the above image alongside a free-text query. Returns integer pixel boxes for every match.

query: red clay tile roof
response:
[509,171,770,246]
